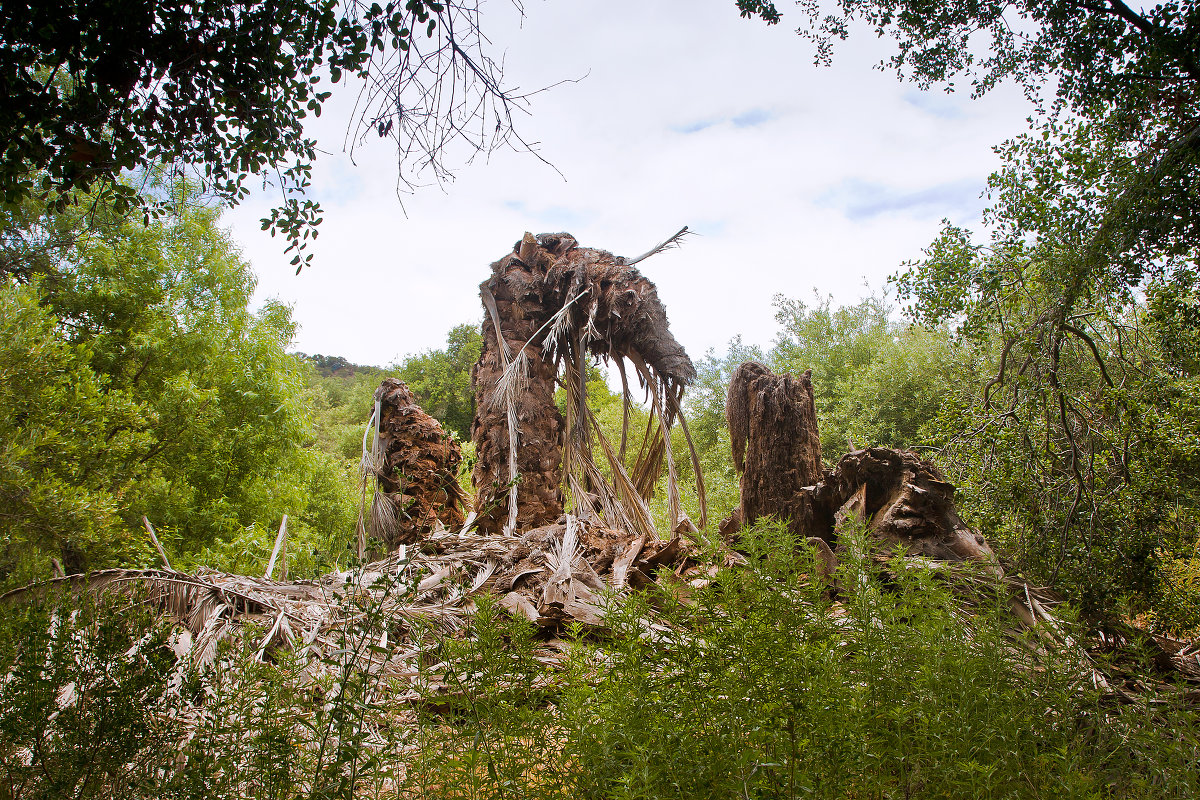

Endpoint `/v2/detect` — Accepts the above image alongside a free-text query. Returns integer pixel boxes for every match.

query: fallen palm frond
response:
[0,514,705,698]
[6,516,1197,714]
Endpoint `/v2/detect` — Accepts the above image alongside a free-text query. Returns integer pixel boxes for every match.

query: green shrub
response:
[0,590,181,800]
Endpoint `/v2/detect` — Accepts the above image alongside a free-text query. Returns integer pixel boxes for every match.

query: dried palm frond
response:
[493,348,529,411]
[481,285,513,364]
[619,226,692,267]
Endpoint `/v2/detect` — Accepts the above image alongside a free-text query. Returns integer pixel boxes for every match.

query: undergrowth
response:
[1,522,1197,799]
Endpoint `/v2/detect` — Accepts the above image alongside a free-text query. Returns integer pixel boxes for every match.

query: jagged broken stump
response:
[725,361,823,536]
[370,379,467,550]
[471,231,702,537]
[722,362,995,566]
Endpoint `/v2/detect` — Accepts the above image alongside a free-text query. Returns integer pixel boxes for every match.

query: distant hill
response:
[295,353,383,380]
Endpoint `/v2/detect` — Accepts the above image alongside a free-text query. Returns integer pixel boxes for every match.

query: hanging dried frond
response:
[471,230,705,539]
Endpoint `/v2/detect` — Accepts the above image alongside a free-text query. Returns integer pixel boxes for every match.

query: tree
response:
[0,181,357,583]
[759,293,960,459]
[395,322,482,441]
[2,1,791,270]
[0,0,537,269]
[775,0,1200,617]
[793,0,1200,281]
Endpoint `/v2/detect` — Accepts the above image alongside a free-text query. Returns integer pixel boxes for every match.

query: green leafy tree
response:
[756,0,1200,618]
[0,283,149,576]
[0,183,358,583]
[0,0,540,268]
[395,323,482,440]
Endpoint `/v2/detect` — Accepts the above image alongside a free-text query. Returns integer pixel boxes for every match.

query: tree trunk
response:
[723,362,996,567]
[471,234,568,535]
[471,231,700,536]
[725,362,823,535]
[371,379,466,550]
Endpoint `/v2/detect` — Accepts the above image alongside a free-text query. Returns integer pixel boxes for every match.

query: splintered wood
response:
[721,362,993,567]
[725,361,823,536]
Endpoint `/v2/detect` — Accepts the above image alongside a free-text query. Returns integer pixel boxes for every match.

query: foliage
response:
[0,283,150,576]
[0,184,358,584]
[757,0,1200,619]
[1,0,536,268]
[795,0,1200,266]
[394,322,482,441]
[0,589,181,800]
[406,521,1200,799]
[795,0,1200,122]
[770,292,966,458]
[3,522,1199,798]
[892,124,1200,617]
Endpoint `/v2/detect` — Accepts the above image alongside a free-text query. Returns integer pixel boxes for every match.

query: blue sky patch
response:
[819,178,984,221]
[732,108,772,128]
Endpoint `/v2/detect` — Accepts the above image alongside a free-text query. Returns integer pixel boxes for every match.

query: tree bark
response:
[723,362,996,567]
[372,379,467,549]
[725,362,823,535]
[471,234,569,535]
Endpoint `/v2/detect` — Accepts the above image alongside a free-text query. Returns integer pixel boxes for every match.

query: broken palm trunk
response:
[366,379,467,552]
[722,362,994,567]
[725,361,823,536]
[472,230,705,538]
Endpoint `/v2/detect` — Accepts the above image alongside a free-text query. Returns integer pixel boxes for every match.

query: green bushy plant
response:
[0,590,181,799]
[406,520,1200,799]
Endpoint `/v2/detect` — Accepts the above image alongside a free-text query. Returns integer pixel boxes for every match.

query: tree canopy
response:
[0,181,358,584]
[0,0,535,269]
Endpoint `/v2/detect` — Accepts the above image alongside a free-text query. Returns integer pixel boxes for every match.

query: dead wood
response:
[471,231,704,538]
[10,512,1197,720]
[0,514,708,697]
[726,362,822,535]
[815,447,995,563]
[472,234,568,535]
[368,379,467,551]
[722,362,993,568]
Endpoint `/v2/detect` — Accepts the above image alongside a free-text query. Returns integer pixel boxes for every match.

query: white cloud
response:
[228,0,1033,367]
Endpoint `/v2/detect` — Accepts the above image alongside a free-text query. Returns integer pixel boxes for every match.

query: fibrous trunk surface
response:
[370,379,466,550]
[726,361,823,535]
[472,232,703,537]
[472,238,567,535]
[723,362,994,566]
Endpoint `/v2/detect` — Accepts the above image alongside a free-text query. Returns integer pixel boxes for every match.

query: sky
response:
[224,0,1036,369]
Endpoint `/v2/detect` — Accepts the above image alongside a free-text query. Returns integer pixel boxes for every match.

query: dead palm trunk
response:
[472,231,705,537]
[472,235,568,535]
[725,362,823,536]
